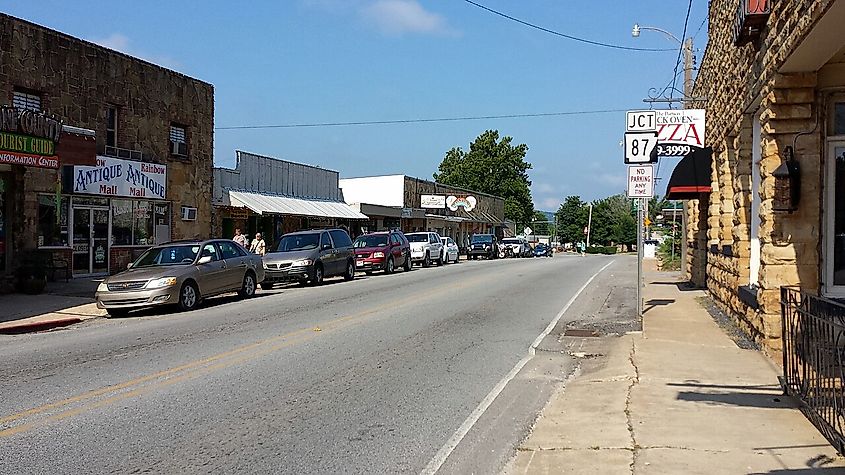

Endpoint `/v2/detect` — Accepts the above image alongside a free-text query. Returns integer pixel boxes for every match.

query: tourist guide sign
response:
[0,106,62,169]
[627,165,654,198]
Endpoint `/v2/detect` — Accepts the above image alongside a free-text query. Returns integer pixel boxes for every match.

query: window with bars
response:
[170,124,188,157]
[13,90,41,111]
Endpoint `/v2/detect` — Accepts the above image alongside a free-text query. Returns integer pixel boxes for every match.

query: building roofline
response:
[0,13,213,87]
[340,174,406,180]
[210,150,340,176]
[339,174,504,201]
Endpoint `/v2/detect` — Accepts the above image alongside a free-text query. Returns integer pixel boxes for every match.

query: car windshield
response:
[471,235,493,244]
[406,234,429,243]
[133,245,200,267]
[354,235,389,248]
[277,233,320,252]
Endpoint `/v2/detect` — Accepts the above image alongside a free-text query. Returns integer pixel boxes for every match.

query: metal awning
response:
[228,190,369,220]
[665,146,713,200]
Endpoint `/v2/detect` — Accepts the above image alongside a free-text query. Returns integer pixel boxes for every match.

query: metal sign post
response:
[637,198,644,319]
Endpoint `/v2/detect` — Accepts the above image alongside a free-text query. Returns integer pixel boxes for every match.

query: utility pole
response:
[680,37,694,280]
[586,203,593,248]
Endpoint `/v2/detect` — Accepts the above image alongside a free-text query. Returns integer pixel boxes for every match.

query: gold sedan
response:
[95,239,265,317]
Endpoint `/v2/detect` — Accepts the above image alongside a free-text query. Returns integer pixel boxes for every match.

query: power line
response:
[669,0,694,98]
[215,108,630,130]
[462,0,675,53]
[692,15,708,41]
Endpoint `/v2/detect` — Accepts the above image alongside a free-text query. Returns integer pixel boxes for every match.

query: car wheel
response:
[178,281,200,312]
[423,252,431,268]
[238,272,256,298]
[260,282,274,290]
[105,308,129,318]
[436,253,444,266]
[403,253,412,271]
[385,257,395,274]
[311,265,324,286]
[344,261,355,281]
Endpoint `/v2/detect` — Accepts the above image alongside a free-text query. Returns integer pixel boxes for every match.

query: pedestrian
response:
[250,232,266,256]
[232,228,246,248]
[577,241,586,256]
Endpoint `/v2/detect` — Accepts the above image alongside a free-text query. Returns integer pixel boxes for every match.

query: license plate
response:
[357,260,364,267]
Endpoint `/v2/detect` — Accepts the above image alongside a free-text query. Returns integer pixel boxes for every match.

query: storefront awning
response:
[228,190,369,220]
[665,146,713,200]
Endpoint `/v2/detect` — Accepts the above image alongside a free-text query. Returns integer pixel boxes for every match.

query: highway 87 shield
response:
[624,132,658,164]
[627,165,654,198]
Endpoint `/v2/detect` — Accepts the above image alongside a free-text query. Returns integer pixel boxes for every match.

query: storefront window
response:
[111,199,133,245]
[109,200,169,246]
[37,194,68,247]
[133,201,153,245]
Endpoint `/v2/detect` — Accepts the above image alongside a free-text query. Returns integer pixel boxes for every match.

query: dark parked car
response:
[261,229,355,288]
[468,234,498,260]
[534,243,554,257]
[353,231,412,274]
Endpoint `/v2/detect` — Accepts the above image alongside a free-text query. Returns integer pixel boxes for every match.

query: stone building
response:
[339,175,506,247]
[685,0,845,354]
[0,13,214,277]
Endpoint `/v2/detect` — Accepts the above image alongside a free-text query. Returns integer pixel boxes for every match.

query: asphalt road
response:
[0,253,636,474]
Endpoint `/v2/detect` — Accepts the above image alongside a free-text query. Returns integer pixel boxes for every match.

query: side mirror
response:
[127,262,134,269]
[322,244,332,251]
[198,255,213,265]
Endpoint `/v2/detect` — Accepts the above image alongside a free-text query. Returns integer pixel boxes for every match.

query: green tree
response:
[434,130,534,223]
[555,195,587,245]
[588,194,637,248]
[531,210,551,235]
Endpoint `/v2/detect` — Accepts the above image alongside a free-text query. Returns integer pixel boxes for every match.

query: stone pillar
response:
[755,72,821,354]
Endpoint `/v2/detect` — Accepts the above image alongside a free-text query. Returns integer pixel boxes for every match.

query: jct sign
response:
[72,156,167,199]
[655,109,706,156]
[627,165,654,198]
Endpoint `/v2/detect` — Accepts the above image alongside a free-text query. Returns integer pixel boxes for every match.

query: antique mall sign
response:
[72,156,167,199]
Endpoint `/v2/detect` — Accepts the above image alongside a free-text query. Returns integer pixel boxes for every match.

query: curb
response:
[0,317,84,335]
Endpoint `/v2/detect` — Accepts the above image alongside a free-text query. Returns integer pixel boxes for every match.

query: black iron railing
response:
[781,287,845,454]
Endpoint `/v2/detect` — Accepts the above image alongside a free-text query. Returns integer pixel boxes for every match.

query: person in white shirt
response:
[249,232,266,256]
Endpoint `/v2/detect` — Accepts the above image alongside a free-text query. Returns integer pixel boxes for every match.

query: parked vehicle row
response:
[95,227,551,317]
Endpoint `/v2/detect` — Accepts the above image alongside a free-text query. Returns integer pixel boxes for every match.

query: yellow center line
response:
[0,272,489,437]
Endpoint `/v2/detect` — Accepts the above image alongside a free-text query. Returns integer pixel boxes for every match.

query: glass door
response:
[72,206,110,275]
[72,207,91,275]
[92,208,110,274]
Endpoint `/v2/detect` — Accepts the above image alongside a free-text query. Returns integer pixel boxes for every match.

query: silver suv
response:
[405,232,445,267]
[261,229,356,288]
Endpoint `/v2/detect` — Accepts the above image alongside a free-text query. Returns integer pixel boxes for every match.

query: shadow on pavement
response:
[675,390,799,409]
[106,292,276,319]
[643,298,675,314]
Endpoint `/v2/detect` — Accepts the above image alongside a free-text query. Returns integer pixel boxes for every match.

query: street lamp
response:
[632,23,697,278]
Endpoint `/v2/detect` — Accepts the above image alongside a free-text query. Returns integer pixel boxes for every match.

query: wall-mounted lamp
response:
[773,146,800,212]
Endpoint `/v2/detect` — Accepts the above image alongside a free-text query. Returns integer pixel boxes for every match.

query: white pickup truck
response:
[405,232,445,267]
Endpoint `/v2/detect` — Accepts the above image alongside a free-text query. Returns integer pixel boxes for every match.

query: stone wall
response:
[690,0,835,355]
[0,13,214,246]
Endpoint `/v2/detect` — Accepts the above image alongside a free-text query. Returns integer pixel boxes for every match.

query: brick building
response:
[685,0,845,354]
[0,13,214,278]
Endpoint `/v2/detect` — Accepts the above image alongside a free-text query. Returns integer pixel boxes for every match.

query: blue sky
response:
[7,1,708,210]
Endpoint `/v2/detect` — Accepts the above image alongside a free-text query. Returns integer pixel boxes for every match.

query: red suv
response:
[353,231,412,274]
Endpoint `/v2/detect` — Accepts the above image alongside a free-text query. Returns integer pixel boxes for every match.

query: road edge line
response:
[420,258,615,475]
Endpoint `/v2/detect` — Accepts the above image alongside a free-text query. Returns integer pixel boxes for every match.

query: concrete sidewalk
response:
[0,278,105,334]
[506,266,845,474]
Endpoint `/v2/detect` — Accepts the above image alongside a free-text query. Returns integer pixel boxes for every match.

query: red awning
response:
[56,126,97,166]
[665,147,713,200]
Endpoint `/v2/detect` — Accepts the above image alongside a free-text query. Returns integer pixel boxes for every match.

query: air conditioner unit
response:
[171,140,188,157]
[181,206,197,221]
